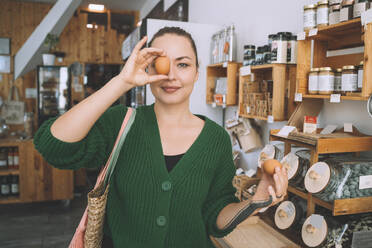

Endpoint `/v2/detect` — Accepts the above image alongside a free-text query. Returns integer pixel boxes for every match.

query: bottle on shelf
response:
[0,176,10,198]
[0,148,8,170]
[13,148,19,170]
[8,147,14,170]
[10,175,19,196]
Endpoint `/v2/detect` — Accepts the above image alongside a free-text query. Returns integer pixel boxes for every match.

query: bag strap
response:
[7,82,20,101]
[101,107,136,188]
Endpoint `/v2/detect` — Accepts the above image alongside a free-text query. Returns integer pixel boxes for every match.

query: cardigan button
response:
[156,216,166,226]
[161,181,172,191]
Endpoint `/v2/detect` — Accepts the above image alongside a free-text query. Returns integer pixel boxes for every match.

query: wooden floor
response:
[0,190,86,248]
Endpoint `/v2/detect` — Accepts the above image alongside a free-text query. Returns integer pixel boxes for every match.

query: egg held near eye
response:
[263,159,283,176]
[155,56,170,75]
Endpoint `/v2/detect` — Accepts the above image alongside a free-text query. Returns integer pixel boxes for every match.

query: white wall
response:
[189,0,372,170]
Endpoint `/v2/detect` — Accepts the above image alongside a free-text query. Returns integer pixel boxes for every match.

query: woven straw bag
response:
[69,107,136,248]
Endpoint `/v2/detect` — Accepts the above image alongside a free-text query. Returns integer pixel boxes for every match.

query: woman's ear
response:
[194,70,199,83]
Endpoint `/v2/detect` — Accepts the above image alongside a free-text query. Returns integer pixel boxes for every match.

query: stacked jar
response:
[340,0,355,22]
[341,65,358,93]
[353,0,370,18]
[303,4,317,31]
[243,45,255,66]
[210,25,237,64]
[308,68,320,94]
[329,1,342,24]
[317,0,330,27]
[318,67,335,95]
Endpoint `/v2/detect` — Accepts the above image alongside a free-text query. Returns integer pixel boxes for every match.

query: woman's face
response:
[148,34,198,105]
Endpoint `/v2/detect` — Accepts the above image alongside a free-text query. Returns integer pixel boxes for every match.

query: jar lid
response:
[336,68,343,72]
[301,215,328,247]
[263,45,270,52]
[320,67,333,72]
[304,4,318,9]
[304,162,331,193]
[310,68,320,72]
[258,144,276,168]
[343,65,356,70]
[341,0,354,6]
[318,0,329,5]
[269,34,276,39]
[281,153,299,180]
[330,4,341,10]
[275,201,297,230]
[244,45,256,49]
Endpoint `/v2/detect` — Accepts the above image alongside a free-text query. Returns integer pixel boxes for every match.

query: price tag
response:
[245,169,256,177]
[25,88,37,99]
[309,28,318,36]
[240,66,251,76]
[277,125,297,137]
[359,175,372,189]
[330,94,341,103]
[352,230,372,248]
[344,123,353,133]
[246,106,250,114]
[309,214,324,229]
[268,115,274,123]
[295,93,303,102]
[297,32,306,41]
[74,84,83,92]
[223,62,228,68]
[212,102,217,108]
[320,125,337,134]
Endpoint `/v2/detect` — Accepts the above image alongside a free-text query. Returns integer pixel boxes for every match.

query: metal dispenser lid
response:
[305,162,331,193]
[275,201,296,230]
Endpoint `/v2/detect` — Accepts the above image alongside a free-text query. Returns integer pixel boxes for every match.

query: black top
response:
[164,153,184,172]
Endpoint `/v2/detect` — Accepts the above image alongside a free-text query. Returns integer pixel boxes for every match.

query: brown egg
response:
[263,159,283,176]
[155,56,170,75]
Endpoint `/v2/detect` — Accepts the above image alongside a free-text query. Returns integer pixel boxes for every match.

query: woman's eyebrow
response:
[175,56,192,61]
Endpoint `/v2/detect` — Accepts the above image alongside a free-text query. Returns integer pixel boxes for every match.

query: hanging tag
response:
[268,115,274,123]
[212,102,217,108]
[240,66,251,76]
[359,175,372,189]
[295,93,303,102]
[330,94,341,103]
[223,62,228,68]
[25,88,37,99]
[309,28,318,36]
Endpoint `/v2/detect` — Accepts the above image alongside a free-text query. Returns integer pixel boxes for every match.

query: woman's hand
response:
[117,36,169,87]
[252,166,288,207]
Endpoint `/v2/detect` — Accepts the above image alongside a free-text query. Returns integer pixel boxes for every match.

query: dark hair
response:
[148,26,199,68]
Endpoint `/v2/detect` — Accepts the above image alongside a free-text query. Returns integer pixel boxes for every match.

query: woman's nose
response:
[168,62,175,80]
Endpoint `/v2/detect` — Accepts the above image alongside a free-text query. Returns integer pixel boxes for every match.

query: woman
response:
[34,27,288,248]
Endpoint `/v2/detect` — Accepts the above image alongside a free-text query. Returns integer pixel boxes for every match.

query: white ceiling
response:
[16,0,148,11]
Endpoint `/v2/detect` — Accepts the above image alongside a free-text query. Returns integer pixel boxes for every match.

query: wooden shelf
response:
[206,62,242,106]
[0,196,21,204]
[238,64,297,122]
[308,18,362,41]
[302,94,369,101]
[0,169,19,176]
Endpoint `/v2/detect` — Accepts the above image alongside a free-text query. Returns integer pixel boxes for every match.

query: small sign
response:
[25,88,37,99]
[352,231,372,248]
[223,62,228,68]
[295,93,303,102]
[330,94,341,103]
[268,115,274,123]
[297,32,306,41]
[309,28,318,36]
[212,102,216,108]
[344,123,353,133]
[240,66,251,76]
[277,125,297,137]
[359,175,372,190]
[246,106,250,114]
[321,125,338,134]
[304,116,317,134]
[309,214,324,229]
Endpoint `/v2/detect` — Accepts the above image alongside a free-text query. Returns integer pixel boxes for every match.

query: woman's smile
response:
[161,85,182,93]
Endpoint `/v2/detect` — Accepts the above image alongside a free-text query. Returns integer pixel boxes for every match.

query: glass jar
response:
[281,151,310,190]
[318,67,335,95]
[268,34,276,50]
[10,175,19,196]
[263,45,271,64]
[0,176,10,197]
[244,45,255,65]
[353,0,370,18]
[308,68,320,94]
[271,32,288,64]
[0,148,7,170]
[24,112,34,139]
[317,0,330,27]
[334,68,342,92]
[329,4,341,25]
[258,144,283,168]
[341,65,358,93]
[340,0,354,22]
[255,46,263,65]
[210,33,218,64]
[358,60,364,91]
[304,4,318,31]
[274,196,307,231]
[288,35,297,64]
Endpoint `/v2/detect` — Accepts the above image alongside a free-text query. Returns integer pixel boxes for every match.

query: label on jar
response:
[329,11,340,25]
[341,73,358,91]
[359,175,372,190]
[340,7,351,22]
[304,10,317,29]
[1,184,10,195]
[334,75,342,91]
[0,160,6,167]
[14,156,19,166]
[317,7,329,25]
[8,156,13,166]
[308,75,319,91]
[329,0,341,5]
[276,40,287,64]
[318,75,335,92]
[11,183,19,194]
[271,40,278,62]
[358,68,364,89]
[353,3,368,18]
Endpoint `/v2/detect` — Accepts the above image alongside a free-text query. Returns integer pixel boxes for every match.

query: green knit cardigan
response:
[33,103,239,248]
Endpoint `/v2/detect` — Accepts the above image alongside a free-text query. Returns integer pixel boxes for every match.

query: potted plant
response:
[42,33,59,66]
